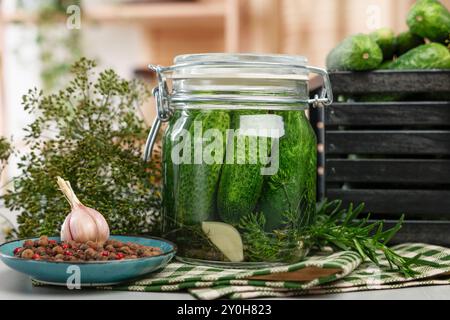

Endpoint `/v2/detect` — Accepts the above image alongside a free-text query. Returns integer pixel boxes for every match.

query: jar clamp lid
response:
[144,53,333,161]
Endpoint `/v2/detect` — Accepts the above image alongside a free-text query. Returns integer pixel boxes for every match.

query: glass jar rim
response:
[174,53,308,65]
[144,54,333,160]
[171,53,309,81]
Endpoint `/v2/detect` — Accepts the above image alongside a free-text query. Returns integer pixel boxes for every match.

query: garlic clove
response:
[57,176,110,244]
[84,206,110,243]
[68,206,99,243]
[60,214,73,242]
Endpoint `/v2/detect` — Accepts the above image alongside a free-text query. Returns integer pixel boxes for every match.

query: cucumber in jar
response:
[162,110,189,231]
[174,110,230,225]
[217,111,267,225]
[258,111,317,231]
[162,112,176,230]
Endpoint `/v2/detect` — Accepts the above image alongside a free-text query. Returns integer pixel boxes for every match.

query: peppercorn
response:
[14,237,163,262]
[69,241,79,250]
[113,241,123,248]
[36,247,46,255]
[108,252,117,260]
[86,240,98,250]
[129,243,139,250]
[52,246,64,255]
[38,236,49,247]
[21,249,34,259]
[119,246,131,254]
[75,253,86,260]
[85,248,97,259]
[116,253,125,260]
[23,240,34,248]
[142,250,158,257]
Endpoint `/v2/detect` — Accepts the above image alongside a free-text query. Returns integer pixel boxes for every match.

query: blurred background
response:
[0,0,449,226]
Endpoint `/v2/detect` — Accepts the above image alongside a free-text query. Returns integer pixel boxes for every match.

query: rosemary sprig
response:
[239,213,282,262]
[309,200,441,277]
[239,209,311,263]
[239,200,439,277]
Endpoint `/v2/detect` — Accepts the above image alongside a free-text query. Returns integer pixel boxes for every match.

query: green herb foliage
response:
[2,58,161,238]
[240,200,438,277]
[0,137,12,174]
[239,189,313,264]
[0,138,11,162]
[16,0,82,91]
[36,0,82,91]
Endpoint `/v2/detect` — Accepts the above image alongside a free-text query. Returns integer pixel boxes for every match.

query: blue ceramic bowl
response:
[0,235,176,286]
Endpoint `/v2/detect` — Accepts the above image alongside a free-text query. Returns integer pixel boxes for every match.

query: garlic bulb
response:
[57,176,110,243]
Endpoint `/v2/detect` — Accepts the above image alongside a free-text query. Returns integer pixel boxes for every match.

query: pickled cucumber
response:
[258,111,317,231]
[175,110,230,225]
[162,110,190,230]
[217,111,266,225]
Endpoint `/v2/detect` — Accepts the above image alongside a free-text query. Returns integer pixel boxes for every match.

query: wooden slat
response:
[326,131,450,155]
[326,159,450,184]
[329,70,450,94]
[326,102,450,126]
[326,189,450,216]
[385,220,450,247]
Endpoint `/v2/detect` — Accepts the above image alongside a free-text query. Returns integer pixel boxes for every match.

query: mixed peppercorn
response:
[13,236,163,262]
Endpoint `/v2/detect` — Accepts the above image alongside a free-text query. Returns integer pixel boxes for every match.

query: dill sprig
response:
[1,58,161,238]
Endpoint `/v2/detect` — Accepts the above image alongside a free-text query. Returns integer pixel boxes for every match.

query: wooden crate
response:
[310,70,450,246]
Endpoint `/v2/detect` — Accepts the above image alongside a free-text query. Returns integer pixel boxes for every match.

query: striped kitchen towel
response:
[90,243,450,299]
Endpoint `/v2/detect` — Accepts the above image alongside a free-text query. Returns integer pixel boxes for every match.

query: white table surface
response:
[1,206,449,300]
[1,263,449,300]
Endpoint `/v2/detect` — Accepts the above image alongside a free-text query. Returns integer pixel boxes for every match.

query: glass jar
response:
[145,54,332,266]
